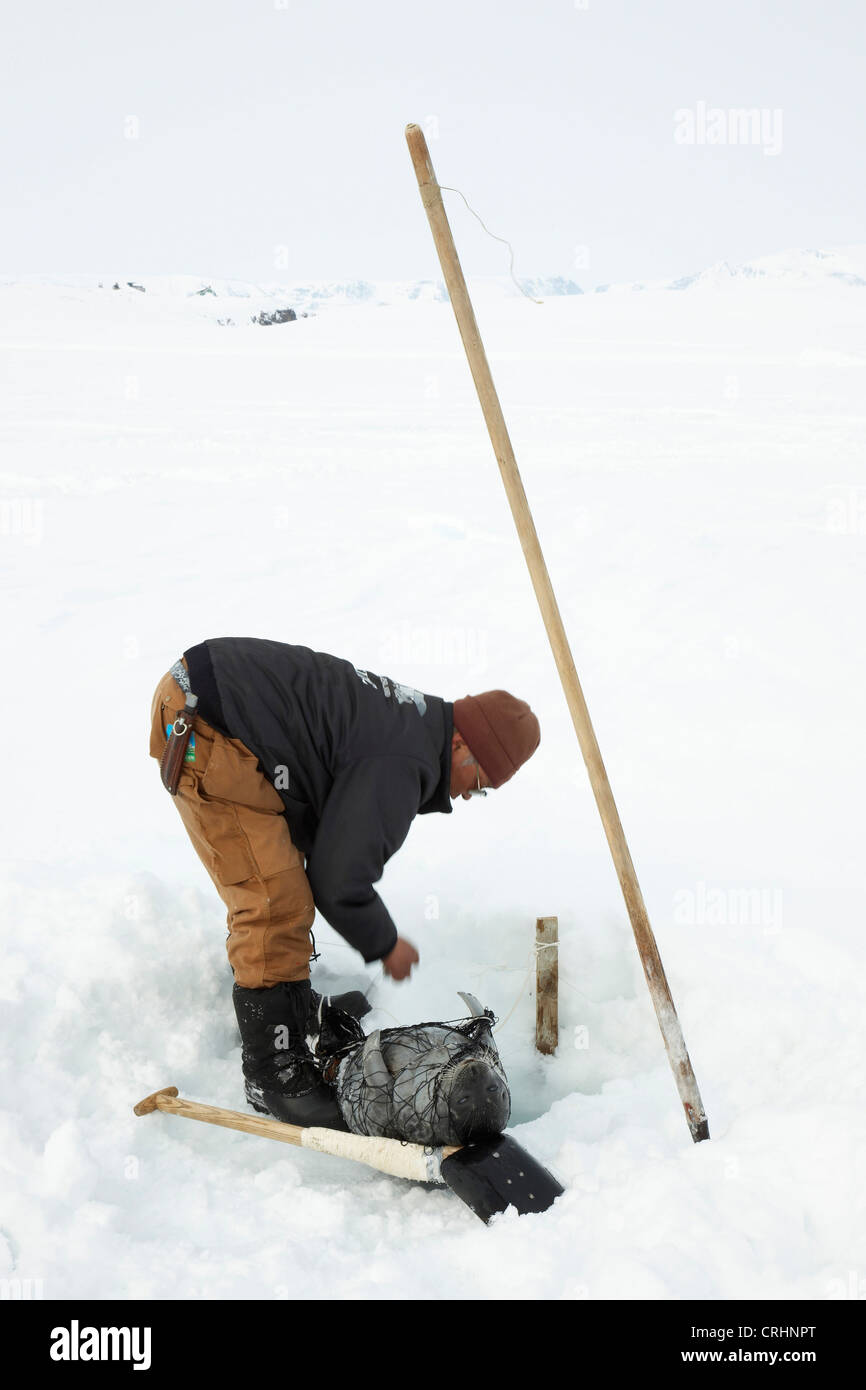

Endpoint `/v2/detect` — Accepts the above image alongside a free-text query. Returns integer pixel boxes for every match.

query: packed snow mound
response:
[1,258,866,1298]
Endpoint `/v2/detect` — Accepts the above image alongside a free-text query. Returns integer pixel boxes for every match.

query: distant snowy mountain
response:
[0,272,583,325]
[0,249,863,329]
[599,245,866,293]
[669,246,866,290]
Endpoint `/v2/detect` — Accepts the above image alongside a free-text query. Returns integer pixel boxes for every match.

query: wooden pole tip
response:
[133,1086,178,1116]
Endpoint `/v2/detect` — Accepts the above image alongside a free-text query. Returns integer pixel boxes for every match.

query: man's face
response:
[450,734,491,800]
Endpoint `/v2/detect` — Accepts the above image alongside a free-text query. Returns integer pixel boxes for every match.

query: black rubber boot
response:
[232,980,349,1131]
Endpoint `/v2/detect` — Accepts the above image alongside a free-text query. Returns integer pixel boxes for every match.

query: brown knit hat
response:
[452,690,541,789]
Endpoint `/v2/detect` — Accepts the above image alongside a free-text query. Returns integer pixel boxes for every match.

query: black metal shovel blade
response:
[440,1133,564,1223]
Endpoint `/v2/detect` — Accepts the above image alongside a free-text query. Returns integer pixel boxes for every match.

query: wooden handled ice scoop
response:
[134,1087,564,1224]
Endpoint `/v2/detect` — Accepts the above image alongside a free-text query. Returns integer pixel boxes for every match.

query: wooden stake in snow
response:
[535,917,559,1055]
[405,122,709,1143]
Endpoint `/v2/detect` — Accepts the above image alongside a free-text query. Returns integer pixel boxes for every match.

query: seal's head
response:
[444,1054,511,1143]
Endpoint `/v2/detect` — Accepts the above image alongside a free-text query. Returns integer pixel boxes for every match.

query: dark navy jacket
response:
[184,638,453,963]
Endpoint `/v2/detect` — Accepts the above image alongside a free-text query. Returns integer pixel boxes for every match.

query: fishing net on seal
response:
[312,991,511,1148]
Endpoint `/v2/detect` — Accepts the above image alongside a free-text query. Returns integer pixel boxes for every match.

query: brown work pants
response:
[149,666,316,987]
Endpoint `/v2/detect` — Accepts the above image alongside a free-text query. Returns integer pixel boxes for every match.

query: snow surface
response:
[1,253,865,1300]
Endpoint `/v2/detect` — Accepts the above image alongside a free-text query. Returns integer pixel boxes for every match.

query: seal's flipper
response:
[361,1030,392,1089]
[314,999,367,1061]
[457,991,485,1017]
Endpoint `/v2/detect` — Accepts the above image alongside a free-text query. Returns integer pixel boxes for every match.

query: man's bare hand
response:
[382,936,419,981]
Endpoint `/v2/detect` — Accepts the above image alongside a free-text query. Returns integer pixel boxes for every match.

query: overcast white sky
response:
[1,0,863,287]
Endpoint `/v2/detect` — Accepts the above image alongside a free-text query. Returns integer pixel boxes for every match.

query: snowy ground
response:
[1,261,865,1300]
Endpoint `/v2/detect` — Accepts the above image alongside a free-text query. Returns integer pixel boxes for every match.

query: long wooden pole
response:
[404,122,708,1143]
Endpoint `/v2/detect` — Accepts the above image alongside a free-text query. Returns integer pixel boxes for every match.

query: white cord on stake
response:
[438,184,544,305]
